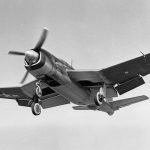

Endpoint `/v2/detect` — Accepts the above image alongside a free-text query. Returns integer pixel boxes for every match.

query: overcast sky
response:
[0,0,150,150]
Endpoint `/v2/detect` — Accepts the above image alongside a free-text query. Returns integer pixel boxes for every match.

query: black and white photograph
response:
[0,0,150,150]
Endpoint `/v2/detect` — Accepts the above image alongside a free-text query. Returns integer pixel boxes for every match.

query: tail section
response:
[72,95,148,116]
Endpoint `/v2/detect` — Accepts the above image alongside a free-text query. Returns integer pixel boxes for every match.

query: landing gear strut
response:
[36,81,42,97]
[31,80,42,116]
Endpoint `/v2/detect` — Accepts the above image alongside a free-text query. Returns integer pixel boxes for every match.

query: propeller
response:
[20,70,29,84]
[33,28,48,51]
[8,27,49,84]
[8,51,25,56]
[20,60,32,84]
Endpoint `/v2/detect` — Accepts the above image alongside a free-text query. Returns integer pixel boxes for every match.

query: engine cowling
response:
[25,50,55,78]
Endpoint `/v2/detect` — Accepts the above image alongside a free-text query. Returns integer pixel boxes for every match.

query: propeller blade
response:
[8,51,25,56]
[20,71,29,84]
[33,28,48,51]
[20,60,32,84]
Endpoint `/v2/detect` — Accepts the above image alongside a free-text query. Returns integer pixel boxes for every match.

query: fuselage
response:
[25,49,92,105]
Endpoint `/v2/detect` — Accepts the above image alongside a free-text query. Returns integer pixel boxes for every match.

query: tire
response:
[96,92,103,105]
[31,102,41,116]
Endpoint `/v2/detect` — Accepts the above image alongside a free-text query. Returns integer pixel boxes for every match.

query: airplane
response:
[0,28,149,116]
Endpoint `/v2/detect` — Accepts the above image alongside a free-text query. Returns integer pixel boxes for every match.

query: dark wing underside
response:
[68,53,150,94]
[0,80,70,108]
[100,53,150,84]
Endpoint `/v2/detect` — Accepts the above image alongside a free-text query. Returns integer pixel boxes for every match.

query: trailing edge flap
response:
[72,105,97,110]
[40,94,70,109]
[110,95,149,110]
[72,106,90,110]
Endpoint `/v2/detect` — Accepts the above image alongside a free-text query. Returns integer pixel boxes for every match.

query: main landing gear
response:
[30,81,42,116]
[95,84,106,106]
[95,85,115,116]
[96,92,105,105]
[31,102,41,116]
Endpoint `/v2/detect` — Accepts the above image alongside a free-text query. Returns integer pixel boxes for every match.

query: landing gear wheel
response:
[96,92,104,105]
[31,102,41,116]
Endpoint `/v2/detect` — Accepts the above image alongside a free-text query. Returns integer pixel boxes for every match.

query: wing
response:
[99,54,150,84]
[0,87,28,99]
[68,70,104,84]
[0,80,70,108]
[110,95,148,110]
[68,54,150,94]
[40,94,70,109]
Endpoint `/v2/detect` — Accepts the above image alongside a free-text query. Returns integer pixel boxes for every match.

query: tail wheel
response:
[31,102,41,116]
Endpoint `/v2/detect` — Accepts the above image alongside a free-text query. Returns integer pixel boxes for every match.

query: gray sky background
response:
[0,0,150,149]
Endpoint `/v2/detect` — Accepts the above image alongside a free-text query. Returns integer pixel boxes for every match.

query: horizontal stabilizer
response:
[110,95,149,110]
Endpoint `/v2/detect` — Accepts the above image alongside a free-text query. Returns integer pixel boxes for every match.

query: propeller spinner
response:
[8,28,49,84]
